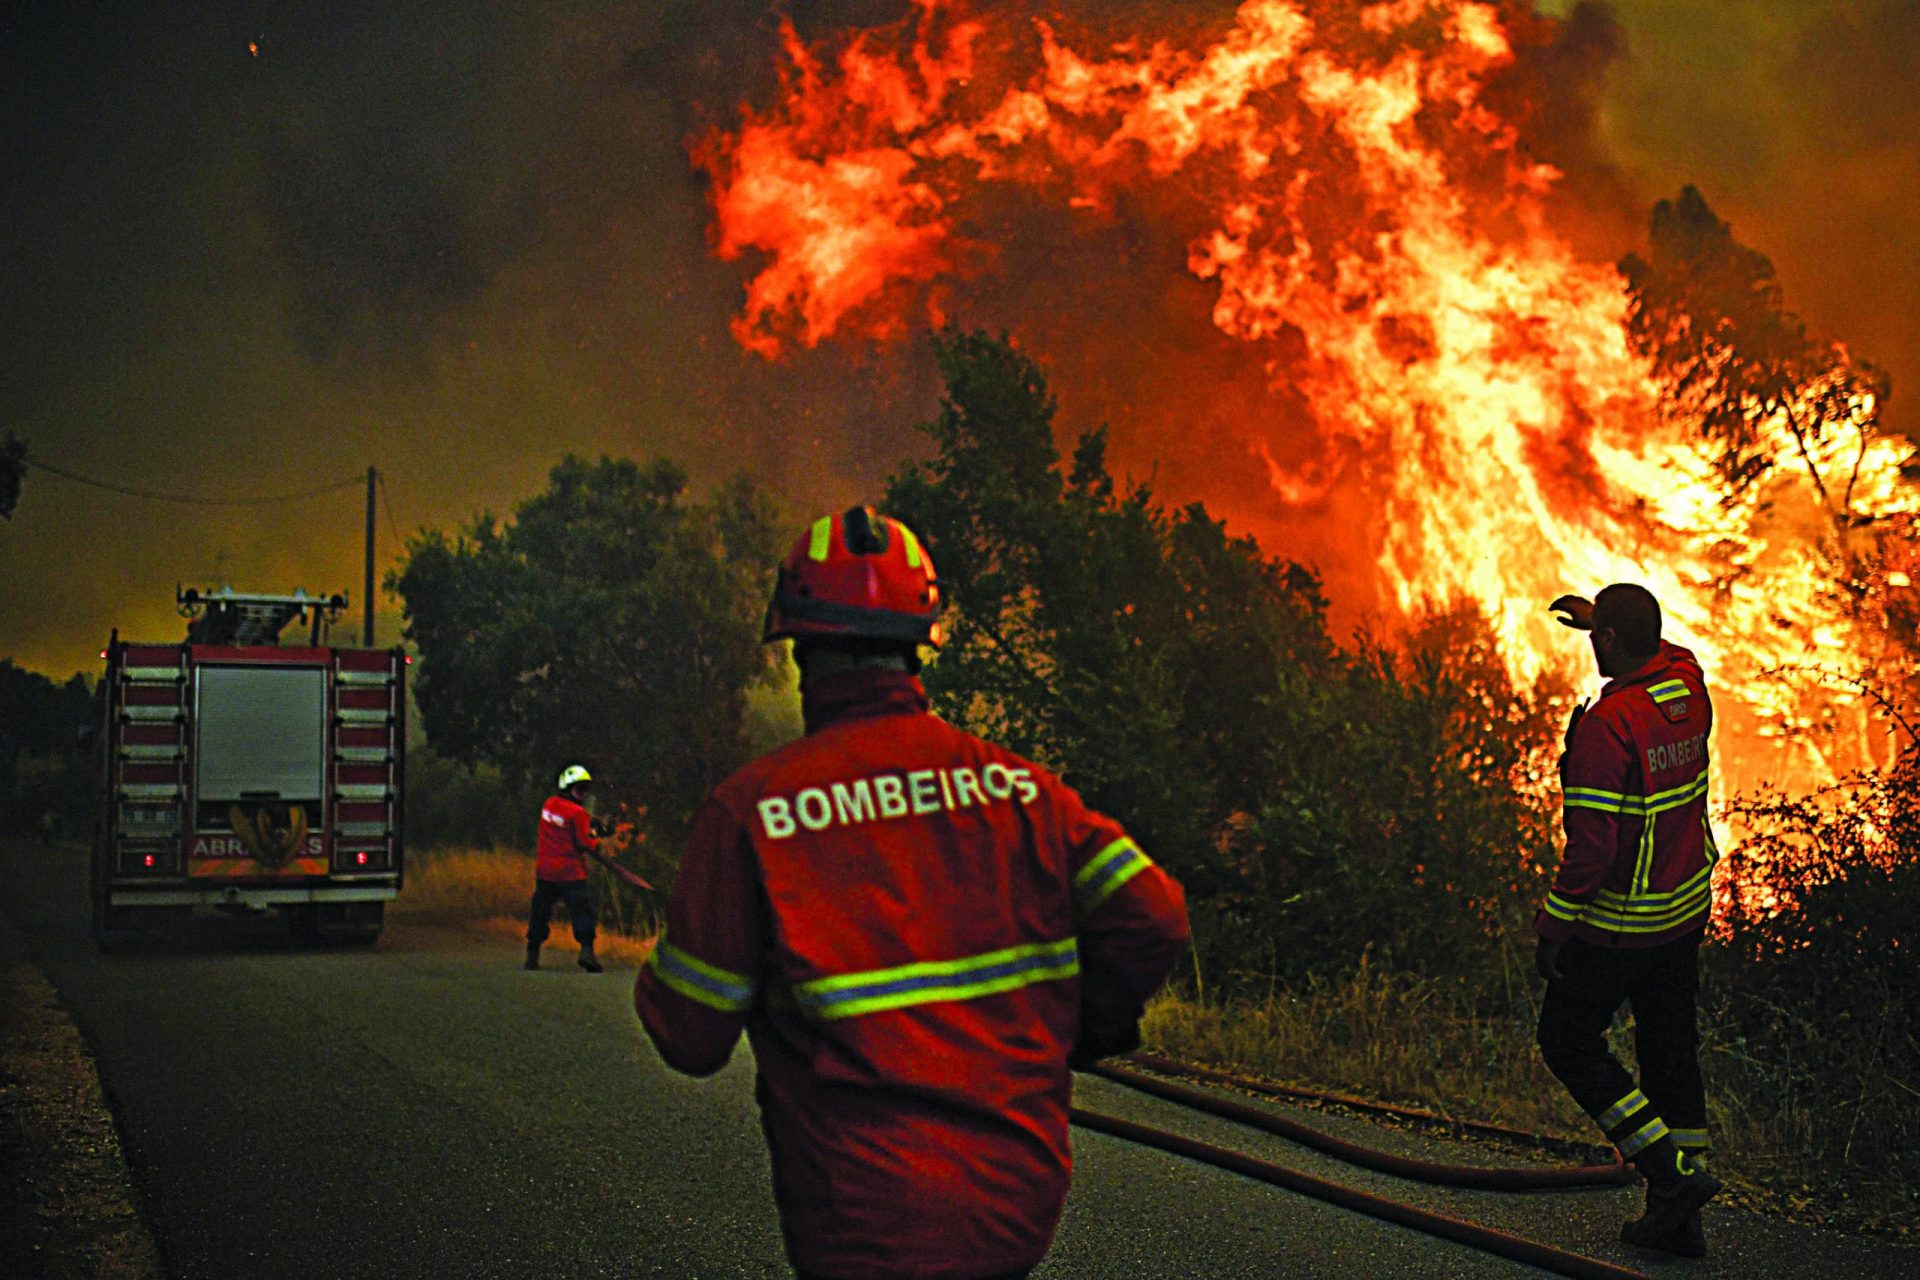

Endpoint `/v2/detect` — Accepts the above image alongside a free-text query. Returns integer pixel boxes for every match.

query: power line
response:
[22,455,365,507]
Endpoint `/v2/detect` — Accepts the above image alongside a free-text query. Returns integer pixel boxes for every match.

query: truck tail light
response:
[335,844,391,872]
[117,845,181,875]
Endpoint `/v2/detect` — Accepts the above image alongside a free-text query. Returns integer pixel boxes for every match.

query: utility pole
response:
[364,465,377,646]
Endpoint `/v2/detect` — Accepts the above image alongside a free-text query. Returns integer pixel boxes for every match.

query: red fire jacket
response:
[535,794,597,882]
[633,670,1190,1280]
[1537,642,1718,948]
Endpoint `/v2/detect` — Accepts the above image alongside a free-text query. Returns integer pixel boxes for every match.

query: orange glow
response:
[697,0,1920,818]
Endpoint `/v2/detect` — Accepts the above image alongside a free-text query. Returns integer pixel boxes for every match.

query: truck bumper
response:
[107,883,398,908]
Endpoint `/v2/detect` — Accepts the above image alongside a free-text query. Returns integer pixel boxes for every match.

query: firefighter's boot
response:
[577,942,603,974]
[1621,1142,1718,1257]
[523,943,540,971]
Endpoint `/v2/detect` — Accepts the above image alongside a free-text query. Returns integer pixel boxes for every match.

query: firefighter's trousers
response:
[1536,932,1709,1163]
[527,878,596,947]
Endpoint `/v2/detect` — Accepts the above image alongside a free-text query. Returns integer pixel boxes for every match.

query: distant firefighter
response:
[525,764,602,974]
[1535,585,1721,1257]
[634,507,1190,1280]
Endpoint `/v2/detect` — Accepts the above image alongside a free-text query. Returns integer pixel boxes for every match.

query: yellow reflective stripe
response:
[648,934,756,1012]
[794,938,1079,1020]
[1599,1090,1648,1129]
[1647,679,1690,704]
[1644,769,1710,809]
[1633,801,1657,894]
[1577,893,1711,933]
[807,516,834,562]
[1568,769,1709,823]
[1074,837,1152,916]
[1565,791,1633,813]
[1618,1117,1669,1158]
[1670,1128,1711,1150]
[1544,891,1585,922]
[898,522,924,569]
[1593,863,1712,912]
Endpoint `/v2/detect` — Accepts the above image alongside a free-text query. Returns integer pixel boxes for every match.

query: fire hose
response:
[1123,1052,1617,1156]
[1096,1060,1631,1189]
[1070,1060,1647,1280]
[585,846,655,892]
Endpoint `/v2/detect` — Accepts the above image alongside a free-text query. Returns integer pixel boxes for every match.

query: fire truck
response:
[92,587,406,949]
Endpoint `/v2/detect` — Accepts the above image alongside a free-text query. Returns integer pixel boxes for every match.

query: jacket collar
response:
[1602,640,1689,699]
[801,668,930,735]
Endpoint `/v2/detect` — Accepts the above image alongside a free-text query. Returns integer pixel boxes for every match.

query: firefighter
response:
[634,507,1190,1280]
[526,764,603,973]
[1535,584,1721,1257]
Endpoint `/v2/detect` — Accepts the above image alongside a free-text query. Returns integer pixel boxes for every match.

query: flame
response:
[695,0,1920,803]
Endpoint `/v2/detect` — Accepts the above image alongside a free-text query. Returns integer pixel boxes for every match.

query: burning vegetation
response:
[693,0,1919,799]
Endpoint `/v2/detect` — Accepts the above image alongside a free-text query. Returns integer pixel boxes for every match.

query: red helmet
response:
[764,507,943,648]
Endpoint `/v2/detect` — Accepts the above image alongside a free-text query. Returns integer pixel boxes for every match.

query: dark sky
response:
[3,0,1915,678]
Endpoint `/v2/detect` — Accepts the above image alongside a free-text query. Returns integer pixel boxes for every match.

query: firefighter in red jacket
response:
[634,507,1191,1280]
[1536,584,1721,1257]
[526,764,603,973]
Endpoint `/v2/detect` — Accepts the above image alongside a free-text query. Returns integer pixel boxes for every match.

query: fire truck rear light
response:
[404,655,413,665]
[356,852,368,865]
[118,846,179,875]
[101,649,109,659]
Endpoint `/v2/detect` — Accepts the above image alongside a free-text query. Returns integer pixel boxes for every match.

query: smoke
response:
[3,0,1915,681]
[1564,0,1920,437]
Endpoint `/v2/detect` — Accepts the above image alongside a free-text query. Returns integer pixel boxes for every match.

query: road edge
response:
[0,910,165,1279]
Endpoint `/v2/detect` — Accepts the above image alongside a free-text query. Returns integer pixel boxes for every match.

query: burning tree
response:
[692,0,1920,798]
[888,330,1565,987]
[1622,186,1920,757]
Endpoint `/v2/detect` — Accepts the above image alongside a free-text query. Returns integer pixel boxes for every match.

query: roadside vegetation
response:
[371,192,1917,1236]
[387,325,1916,1233]
[393,844,659,967]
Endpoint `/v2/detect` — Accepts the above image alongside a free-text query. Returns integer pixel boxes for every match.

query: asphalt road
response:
[5,839,1911,1279]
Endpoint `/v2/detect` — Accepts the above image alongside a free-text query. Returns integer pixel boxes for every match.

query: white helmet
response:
[557,765,593,793]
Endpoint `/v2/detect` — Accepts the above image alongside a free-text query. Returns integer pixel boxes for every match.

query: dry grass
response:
[1142,963,1919,1234]
[397,846,659,968]
[1140,956,1597,1141]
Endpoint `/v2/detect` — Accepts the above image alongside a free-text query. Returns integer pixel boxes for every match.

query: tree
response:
[1620,185,1898,533]
[0,660,95,825]
[0,433,24,519]
[388,455,784,849]
[1622,186,1920,713]
[885,331,1333,889]
[885,331,1562,989]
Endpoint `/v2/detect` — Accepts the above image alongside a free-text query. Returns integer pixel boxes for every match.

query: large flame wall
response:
[695,0,1918,799]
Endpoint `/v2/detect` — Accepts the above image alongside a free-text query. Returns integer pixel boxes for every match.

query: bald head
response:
[1592,584,1661,662]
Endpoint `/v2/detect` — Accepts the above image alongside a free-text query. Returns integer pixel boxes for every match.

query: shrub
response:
[1708,747,1920,1218]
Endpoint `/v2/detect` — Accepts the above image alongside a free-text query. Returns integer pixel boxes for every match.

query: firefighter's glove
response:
[1068,1020,1142,1072]
[1535,937,1564,983]
[1549,595,1594,631]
